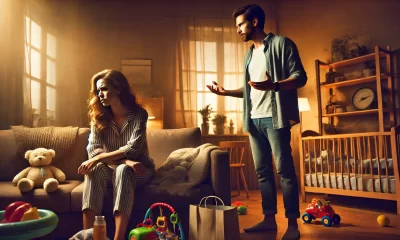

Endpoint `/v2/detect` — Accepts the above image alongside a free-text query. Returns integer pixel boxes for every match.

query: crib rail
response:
[300,130,400,208]
[391,125,400,214]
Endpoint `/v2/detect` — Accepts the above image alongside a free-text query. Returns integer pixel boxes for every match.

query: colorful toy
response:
[2,201,40,223]
[232,201,247,215]
[301,198,341,227]
[232,201,243,207]
[129,219,157,240]
[0,201,58,240]
[237,206,247,215]
[377,214,390,227]
[156,207,168,232]
[128,202,184,240]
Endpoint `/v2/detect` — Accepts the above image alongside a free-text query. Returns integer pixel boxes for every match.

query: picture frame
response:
[121,59,152,85]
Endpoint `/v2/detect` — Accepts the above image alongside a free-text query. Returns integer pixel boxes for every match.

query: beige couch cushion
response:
[0,128,89,181]
[70,182,213,212]
[57,128,90,180]
[147,128,201,169]
[0,180,81,213]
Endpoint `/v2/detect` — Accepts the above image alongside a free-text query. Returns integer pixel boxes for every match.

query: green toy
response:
[128,219,157,240]
[237,206,247,215]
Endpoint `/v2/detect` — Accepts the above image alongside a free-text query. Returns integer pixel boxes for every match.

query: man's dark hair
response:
[232,4,265,30]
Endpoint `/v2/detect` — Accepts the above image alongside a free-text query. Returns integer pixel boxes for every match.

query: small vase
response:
[201,122,209,135]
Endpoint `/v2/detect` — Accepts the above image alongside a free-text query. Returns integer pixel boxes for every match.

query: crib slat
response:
[306,139,312,186]
[339,139,345,189]
[326,139,331,188]
[363,136,367,173]
[356,136,363,191]
[351,137,357,190]
[368,136,374,192]
[375,136,382,193]
[313,139,318,187]
[345,138,351,190]
[383,135,389,193]
[320,138,325,188]
[333,139,338,189]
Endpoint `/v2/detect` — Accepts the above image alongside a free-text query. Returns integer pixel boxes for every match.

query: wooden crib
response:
[299,126,400,214]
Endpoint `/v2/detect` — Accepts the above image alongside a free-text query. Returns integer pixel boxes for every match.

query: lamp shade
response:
[298,98,310,112]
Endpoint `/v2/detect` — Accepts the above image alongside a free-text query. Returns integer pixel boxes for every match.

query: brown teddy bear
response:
[12,148,66,193]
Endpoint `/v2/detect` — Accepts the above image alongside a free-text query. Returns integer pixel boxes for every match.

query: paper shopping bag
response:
[189,196,240,240]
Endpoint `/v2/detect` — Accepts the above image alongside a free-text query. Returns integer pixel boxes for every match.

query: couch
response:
[0,127,230,239]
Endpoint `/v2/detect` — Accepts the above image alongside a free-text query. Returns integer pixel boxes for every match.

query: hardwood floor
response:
[235,190,400,240]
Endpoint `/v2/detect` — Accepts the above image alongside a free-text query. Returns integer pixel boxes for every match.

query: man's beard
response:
[241,28,255,42]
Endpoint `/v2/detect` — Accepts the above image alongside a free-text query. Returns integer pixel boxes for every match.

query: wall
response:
[49,0,277,128]
[277,0,400,133]
[275,0,400,189]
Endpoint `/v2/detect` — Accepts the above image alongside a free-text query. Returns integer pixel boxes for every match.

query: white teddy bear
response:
[12,148,66,193]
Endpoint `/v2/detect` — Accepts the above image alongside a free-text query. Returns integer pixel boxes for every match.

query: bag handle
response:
[199,195,225,208]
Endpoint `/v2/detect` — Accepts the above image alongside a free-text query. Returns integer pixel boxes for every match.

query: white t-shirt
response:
[249,45,272,119]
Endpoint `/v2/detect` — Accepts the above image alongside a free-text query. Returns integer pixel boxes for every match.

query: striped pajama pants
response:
[82,163,155,218]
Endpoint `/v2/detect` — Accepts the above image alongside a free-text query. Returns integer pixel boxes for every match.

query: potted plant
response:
[198,104,213,134]
[212,114,227,135]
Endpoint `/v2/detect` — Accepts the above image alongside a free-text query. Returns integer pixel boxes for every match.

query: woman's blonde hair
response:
[87,69,139,132]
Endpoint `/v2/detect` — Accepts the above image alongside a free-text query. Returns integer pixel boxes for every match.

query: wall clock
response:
[352,87,375,110]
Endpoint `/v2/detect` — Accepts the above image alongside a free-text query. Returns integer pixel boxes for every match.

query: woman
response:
[78,69,155,240]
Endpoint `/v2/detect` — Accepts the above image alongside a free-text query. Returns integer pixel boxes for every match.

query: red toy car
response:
[301,198,341,227]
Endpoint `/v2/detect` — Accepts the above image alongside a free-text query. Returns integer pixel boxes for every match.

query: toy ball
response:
[232,201,243,207]
[377,215,390,227]
[237,206,247,215]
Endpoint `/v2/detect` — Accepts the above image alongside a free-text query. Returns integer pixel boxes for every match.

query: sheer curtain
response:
[0,0,32,130]
[25,1,84,128]
[175,18,250,134]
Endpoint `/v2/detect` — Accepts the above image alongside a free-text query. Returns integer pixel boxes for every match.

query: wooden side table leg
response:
[239,168,249,199]
[236,168,241,196]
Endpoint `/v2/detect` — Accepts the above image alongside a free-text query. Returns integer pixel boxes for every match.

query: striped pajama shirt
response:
[82,106,155,217]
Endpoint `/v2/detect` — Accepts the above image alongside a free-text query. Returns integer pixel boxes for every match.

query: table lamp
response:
[298,97,310,135]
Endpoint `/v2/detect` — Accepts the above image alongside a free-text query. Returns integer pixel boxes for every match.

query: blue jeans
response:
[249,117,300,219]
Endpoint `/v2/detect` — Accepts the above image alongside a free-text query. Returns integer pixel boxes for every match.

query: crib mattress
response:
[304,173,396,194]
[304,157,393,170]
[361,158,393,169]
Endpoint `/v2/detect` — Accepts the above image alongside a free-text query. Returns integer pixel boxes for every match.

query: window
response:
[25,16,57,126]
[178,26,246,134]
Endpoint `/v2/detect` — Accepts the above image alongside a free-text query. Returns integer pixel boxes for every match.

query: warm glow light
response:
[148,116,156,120]
[298,98,310,112]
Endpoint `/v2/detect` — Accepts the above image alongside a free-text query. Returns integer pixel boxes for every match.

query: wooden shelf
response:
[320,52,387,70]
[321,74,389,88]
[316,46,394,135]
[322,109,378,117]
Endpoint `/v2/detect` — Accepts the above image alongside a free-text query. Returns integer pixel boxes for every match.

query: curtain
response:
[28,0,85,127]
[0,0,32,130]
[175,18,249,134]
[174,14,276,134]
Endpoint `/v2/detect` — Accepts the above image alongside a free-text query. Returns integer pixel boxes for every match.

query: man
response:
[207,4,307,240]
